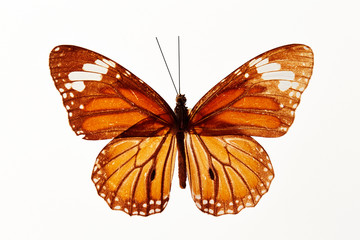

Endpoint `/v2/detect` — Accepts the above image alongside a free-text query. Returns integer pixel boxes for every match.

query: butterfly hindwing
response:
[92,132,177,216]
[189,44,314,137]
[185,133,273,216]
[49,45,176,140]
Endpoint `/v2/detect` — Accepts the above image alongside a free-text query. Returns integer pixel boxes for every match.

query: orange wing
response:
[49,46,177,216]
[92,133,176,216]
[185,134,273,216]
[189,44,314,137]
[186,44,314,215]
[49,45,176,140]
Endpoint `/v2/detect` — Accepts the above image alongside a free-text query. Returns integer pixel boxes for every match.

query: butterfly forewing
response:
[189,44,314,137]
[49,45,175,140]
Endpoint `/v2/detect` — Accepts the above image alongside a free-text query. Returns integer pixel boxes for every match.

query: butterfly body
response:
[50,44,313,216]
[174,94,189,189]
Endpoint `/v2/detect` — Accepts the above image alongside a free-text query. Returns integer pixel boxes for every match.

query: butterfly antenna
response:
[178,36,181,94]
[156,37,179,95]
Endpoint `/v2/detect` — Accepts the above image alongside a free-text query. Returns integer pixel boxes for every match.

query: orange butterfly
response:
[49,43,313,216]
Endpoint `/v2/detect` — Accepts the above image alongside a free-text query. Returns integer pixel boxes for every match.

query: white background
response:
[1,0,359,239]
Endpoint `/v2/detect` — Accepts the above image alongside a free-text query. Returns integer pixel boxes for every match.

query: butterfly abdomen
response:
[175,94,189,189]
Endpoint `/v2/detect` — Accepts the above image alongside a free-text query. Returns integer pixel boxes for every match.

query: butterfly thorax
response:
[174,94,189,131]
[175,94,189,189]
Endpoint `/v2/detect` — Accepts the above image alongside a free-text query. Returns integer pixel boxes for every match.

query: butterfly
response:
[49,43,313,216]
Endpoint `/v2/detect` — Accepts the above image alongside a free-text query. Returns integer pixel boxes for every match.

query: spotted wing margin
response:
[49,45,175,140]
[185,133,274,216]
[189,44,314,137]
[92,131,176,216]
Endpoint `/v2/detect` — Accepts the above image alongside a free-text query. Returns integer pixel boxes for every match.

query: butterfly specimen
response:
[49,43,313,216]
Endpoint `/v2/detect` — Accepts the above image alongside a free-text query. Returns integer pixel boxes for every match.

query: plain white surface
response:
[1,0,359,239]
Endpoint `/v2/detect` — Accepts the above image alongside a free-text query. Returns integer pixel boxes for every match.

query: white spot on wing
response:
[255,58,269,67]
[249,57,263,67]
[124,70,131,76]
[234,68,242,76]
[292,82,299,89]
[83,63,108,74]
[65,83,72,89]
[262,71,295,80]
[256,63,281,73]
[278,81,292,91]
[95,59,109,68]
[103,58,116,68]
[71,81,86,92]
[68,71,102,81]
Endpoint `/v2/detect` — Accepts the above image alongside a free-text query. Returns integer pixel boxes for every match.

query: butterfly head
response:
[176,94,187,106]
